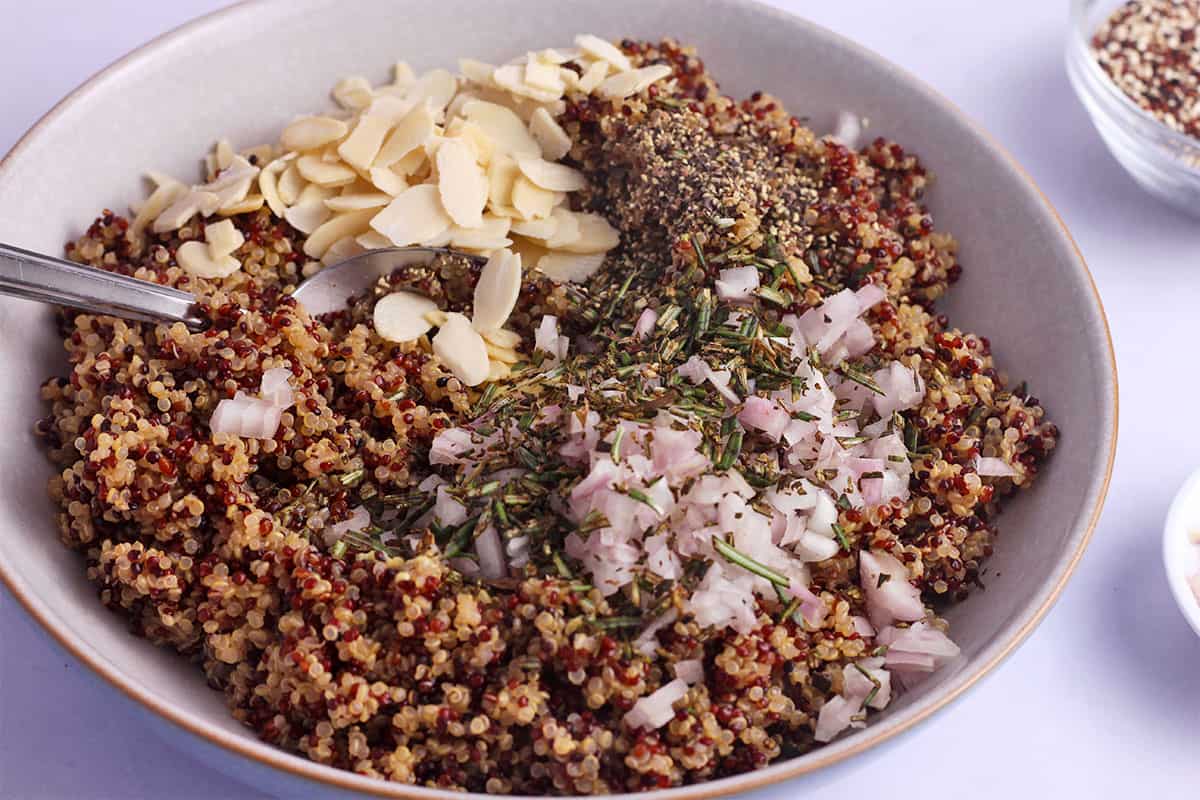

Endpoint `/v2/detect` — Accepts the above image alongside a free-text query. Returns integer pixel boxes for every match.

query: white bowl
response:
[0,1,1117,797]
[1163,469,1200,638]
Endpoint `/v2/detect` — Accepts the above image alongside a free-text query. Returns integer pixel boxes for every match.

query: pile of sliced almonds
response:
[142,35,673,389]
[373,249,522,387]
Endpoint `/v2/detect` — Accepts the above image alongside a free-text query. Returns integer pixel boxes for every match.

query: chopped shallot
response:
[624,679,688,731]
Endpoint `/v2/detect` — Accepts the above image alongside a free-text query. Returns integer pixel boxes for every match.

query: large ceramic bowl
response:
[0,0,1116,797]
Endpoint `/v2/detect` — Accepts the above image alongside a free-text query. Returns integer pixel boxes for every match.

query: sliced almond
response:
[297,154,357,187]
[459,59,496,87]
[368,166,409,196]
[487,360,512,382]
[510,177,555,220]
[277,162,306,205]
[374,104,436,167]
[373,291,438,343]
[436,139,488,228]
[393,61,416,87]
[463,100,541,157]
[450,214,512,251]
[484,340,521,364]
[356,230,394,250]
[509,233,549,269]
[202,155,260,210]
[483,327,522,350]
[515,156,586,192]
[321,235,366,267]
[424,308,449,328]
[487,155,521,211]
[422,229,454,248]
[574,34,632,72]
[410,69,458,113]
[177,240,241,278]
[576,60,610,94]
[337,114,393,171]
[597,64,674,101]
[281,116,349,153]
[432,312,490,387]
[524,59,565,93]
[258,160,287,216]
[241,143,277,165]
[392,147,428,178]
[284,201,332,235]
[493,64,561,103]
[510,215,559,241]
[367,94,417,124]
[205,219,245,258]
[303,208,376,259]
[296,182,337,206]
[218,194,265,216]
[537,251,605,283]
[215,139,235,171]
[538,48,581,65]
[369,184,451,246]
[333,76,374,110]
[153,190,221,233]
[560,213,621,253]
[543,208,582,249]
[528,107,572,161]
[325,192,391,212]
[472,250,522,332]
[131,177,186,236]
[445,119,495,166]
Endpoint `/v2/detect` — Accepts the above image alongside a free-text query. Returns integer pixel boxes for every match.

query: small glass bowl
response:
[1066,0,1200,217]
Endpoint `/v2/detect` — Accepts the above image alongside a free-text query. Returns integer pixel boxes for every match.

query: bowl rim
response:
[1066,0,1200,169]
[0,1,1118,797]
[1162,468,1200,639]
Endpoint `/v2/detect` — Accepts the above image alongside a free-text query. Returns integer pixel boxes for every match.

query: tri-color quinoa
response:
[36,38,1056,794]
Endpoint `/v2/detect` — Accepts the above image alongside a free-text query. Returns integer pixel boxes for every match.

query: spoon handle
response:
[0,242,208,331]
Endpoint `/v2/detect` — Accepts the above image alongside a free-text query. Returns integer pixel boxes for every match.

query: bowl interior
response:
[0,0,1115,796]
[1163,470,1200,638]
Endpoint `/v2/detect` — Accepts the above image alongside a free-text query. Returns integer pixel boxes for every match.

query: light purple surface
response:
[1,1,1197,798]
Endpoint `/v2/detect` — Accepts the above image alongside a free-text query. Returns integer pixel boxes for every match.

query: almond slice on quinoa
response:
[528,107,572,161]
[463,100,541,157]
[482,327,522,350]
[409,69,459,114]
[215,139,235,171]
[375,104,437,168]
[373,290,439,343]
[437,139,489,228]
[370,184,452,247]
[177,240,241,278]
[424,308,449,328]
[152,190,221,233]
[205,219,245,258]
[281,116,349,153]
[559,213,620,254]
[277,162,306,205]
[203,155,260,211]
[472,250,522,333]
[131,177,186,236]
[484,340,521,365]
[338,114,394,171]
[574,34,633,72]
[297,154,358,187]
[325,192,392,212]
[284,201,332,235]
[432,312,491,387]
[296,182,338,206]
[367,166,408,197]
[445,119,495,166]
[449,214,512,251]
[257,159,289,216]
[510,176,556,220]
[487,360,512,382]
[537,250,605,283]
[332,76,374,110]
[515,155,586,192]
[218,194,265,216]
[596,64,675,100]
[303,208,376,259]
[575,60,610,94]
[524,58,566,94]
[487,155,522,212]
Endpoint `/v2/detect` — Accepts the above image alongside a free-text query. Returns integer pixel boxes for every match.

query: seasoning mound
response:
[37,36,1056,794]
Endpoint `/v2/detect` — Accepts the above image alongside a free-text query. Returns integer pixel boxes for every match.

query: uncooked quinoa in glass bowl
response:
[36,34,1058,794]
[1067,0,1200,216]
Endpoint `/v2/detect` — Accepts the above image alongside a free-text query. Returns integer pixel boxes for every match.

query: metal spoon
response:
[0,242,483,329]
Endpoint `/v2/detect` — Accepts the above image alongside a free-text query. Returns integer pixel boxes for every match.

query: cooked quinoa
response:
[36,38,1056,794]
